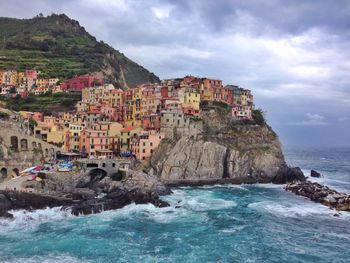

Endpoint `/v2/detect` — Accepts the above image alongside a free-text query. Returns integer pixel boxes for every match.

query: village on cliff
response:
[0,69,254,161]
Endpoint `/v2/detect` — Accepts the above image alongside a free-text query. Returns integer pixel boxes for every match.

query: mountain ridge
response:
[0,13,160,88]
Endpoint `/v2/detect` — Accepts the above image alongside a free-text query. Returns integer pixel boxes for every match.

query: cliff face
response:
[149,108,302,185]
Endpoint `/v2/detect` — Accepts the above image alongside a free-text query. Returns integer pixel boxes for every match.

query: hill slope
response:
[0,14,159,87]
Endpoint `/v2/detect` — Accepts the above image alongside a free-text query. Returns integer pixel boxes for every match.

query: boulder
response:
[311,170,321,178]
[272,167,306,184]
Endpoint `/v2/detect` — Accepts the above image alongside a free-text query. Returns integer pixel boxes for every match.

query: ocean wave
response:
[91,188,237,223]
[248,200,350,219]
[0,207,73,234]
[192,184,250,191]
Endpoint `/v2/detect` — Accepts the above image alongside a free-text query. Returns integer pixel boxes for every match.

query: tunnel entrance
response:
[88,168,108,183]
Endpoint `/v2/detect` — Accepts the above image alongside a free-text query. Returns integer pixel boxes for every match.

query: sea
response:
[0,146,349,263]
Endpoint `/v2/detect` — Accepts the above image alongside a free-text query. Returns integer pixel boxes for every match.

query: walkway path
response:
[0,176,30,190]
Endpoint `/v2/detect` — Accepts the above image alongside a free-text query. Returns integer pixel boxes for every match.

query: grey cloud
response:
[0,0,349,145]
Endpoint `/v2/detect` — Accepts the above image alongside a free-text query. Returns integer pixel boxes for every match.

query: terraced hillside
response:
[0,14,159,88]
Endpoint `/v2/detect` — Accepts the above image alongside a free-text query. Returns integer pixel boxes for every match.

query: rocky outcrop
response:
[285,181,350,211]
[311,170,321,178]
[150,109,304,185]
[0,190,72,218]
[1,170,170,218]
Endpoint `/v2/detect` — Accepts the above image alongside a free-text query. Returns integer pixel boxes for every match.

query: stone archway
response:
[20,138,28,150]
[10,136,18,151]
[88,168,108,181]
[12,168,19,177]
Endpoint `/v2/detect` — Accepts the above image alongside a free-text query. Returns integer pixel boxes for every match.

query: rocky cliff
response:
[149,107,304,185]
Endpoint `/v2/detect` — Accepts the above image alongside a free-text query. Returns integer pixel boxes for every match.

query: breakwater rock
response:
[285,181,350,212]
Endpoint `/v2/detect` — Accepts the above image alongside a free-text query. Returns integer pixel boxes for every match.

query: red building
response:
[60,75,103,90]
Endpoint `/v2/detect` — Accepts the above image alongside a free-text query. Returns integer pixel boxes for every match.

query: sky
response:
[0,0,350,147]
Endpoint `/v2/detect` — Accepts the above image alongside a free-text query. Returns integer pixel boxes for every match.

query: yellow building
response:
[36,78,48,87]
[47,125,66,146]
[68,123,85,151]
[183,88,200,110]
[107,88,124,107]
[10,71,18,86]
[0,70,4,85]
[82,88,91,103]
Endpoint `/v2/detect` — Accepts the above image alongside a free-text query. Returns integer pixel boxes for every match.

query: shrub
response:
[0,112,9,119]
[252,109,266,126]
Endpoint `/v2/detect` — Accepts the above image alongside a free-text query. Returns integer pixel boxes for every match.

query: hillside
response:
[1,92,81,115]
[0,14,159,87]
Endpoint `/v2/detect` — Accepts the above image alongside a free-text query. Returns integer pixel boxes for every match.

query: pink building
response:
[101,105,123,122]
[32,112,44,122]
[25,70,37,80]
[79,128,117,159]
[132,131,165,161]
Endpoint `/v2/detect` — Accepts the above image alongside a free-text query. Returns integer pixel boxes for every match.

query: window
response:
[142,149,145,153]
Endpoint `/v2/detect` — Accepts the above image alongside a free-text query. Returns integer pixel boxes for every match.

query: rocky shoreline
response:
[285,180,350,212]
[0,164,308,219]
[0,170,170,218]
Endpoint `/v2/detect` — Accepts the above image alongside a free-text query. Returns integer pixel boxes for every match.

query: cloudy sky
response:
[1,0,350,147]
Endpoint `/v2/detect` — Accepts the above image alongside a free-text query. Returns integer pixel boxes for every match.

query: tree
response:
[29,119,38,131]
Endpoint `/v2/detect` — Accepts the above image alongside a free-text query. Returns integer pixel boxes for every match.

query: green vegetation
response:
[1,92,81,115]
[252,109,266,126]
[0,14,159,86]
[0,111,9,119]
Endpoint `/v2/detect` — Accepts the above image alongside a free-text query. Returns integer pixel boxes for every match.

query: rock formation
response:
[149,108,305,185]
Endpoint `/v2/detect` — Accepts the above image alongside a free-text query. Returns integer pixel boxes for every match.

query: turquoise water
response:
[0,147,349,263]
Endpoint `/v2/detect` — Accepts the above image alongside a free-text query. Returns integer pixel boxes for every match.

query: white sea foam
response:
[248,199,350,219]
[1,254,91,263]
[0,207,73,233]
[94,188,237,224]
[195,184,250,191]
[251,183,284,189]
[221,225,246,233]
